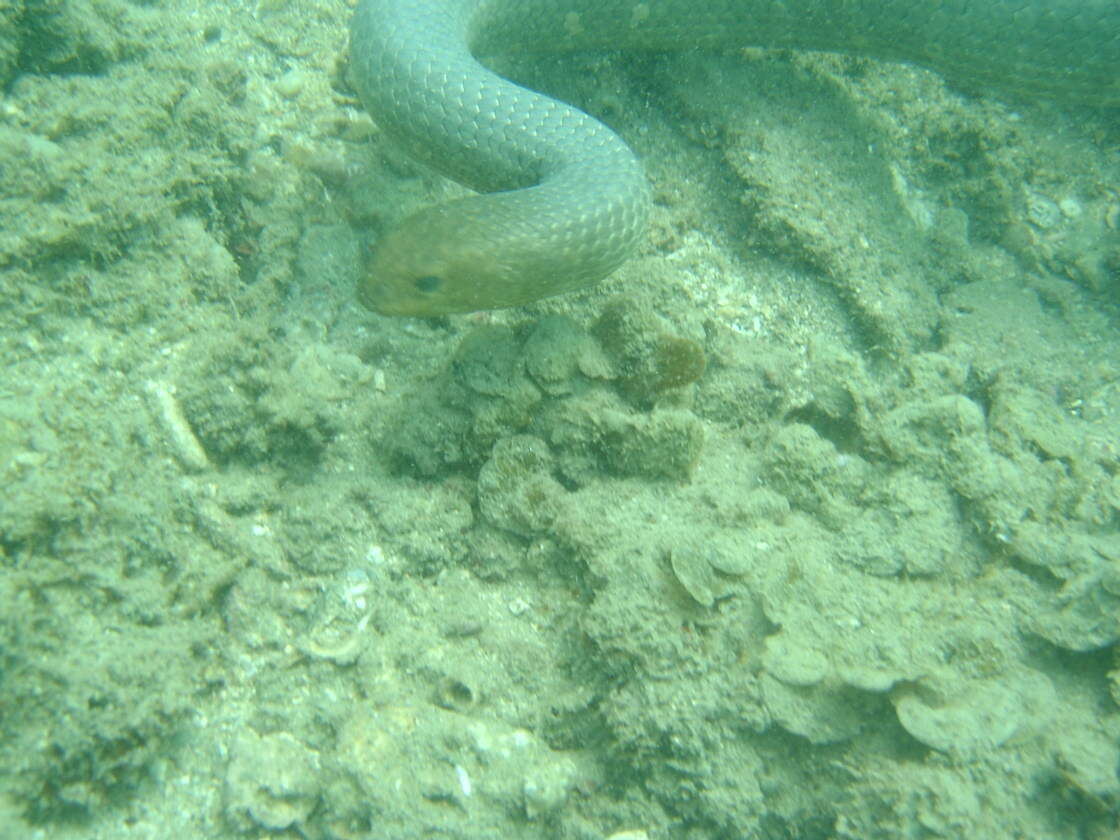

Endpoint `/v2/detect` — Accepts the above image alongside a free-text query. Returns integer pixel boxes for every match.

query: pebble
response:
[1025,190,1061,228]
[1058,196,1083,219]
[144,380,210,472]
[276,69,306,99]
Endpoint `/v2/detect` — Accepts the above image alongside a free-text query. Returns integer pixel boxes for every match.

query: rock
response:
[600,407,705,480]
[593,297,706,408]
[762,633,829,687]
[337,704,579,827]
[760,674,872,744]
[891,668,1056,755]
[224,730,320,831]
[669,530,756,606]
[670,548,717,607]
[478,435,567,537]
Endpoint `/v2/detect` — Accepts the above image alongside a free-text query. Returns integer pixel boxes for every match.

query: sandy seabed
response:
[1,1,1119,837]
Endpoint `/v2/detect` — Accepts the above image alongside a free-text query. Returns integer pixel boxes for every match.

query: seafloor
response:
[1,1,1118,838]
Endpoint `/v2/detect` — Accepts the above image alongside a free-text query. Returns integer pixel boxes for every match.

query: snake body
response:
[350,0,1119,316]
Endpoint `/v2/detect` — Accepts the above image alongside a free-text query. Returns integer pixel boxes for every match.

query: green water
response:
[0,0,1118,837]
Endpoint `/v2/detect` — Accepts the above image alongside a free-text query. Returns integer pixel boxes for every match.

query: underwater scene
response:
[1,0,1118,837]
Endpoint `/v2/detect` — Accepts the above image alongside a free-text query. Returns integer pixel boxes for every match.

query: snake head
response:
[358,199,527,317]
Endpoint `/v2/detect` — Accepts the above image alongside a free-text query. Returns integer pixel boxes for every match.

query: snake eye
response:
[414,275,442,294]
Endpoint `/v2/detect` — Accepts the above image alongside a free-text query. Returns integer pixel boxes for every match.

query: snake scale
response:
[350,0,1119,316]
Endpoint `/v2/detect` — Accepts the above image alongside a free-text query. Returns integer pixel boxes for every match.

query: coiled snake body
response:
[350,0,1119,316]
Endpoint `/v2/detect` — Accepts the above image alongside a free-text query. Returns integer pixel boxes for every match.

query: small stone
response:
[145,380,211,473]
[704,531,754,576]
[478,435,567,537]
[1105,203,1119,230]
[763,633,829,687]
[670,549,716,606]
[1058,196,1083,219]
[838,665,903,693]
[523,755,577,818]
[1025,191,1061,229]
[224,731,320,831]
[891,669,1055,755]
[276,69,305,99]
